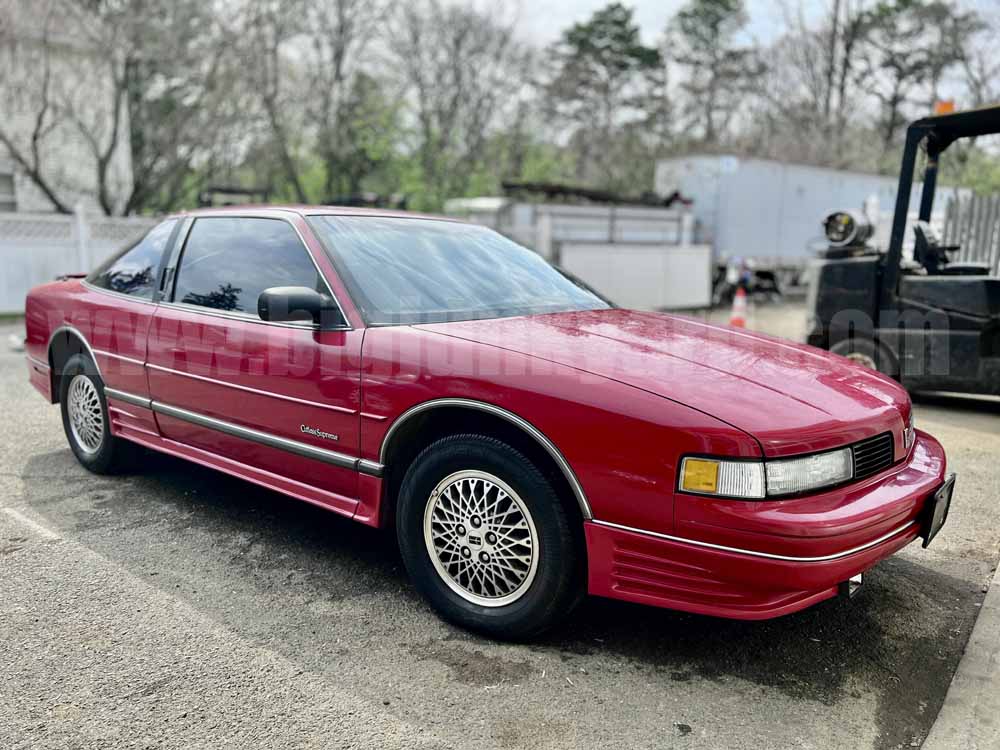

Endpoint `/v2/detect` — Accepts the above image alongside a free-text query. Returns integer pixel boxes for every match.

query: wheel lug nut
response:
[478,551,490,563]
[456,525,466,536]
[485,532,497,545]
[461,546,471,558]
[470,516,482,528]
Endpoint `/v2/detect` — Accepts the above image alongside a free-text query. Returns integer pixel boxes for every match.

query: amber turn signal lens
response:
[679,457,767,498]
[680,458,719,493]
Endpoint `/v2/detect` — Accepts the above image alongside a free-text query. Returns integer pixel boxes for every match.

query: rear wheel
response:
[830,337,898,378]
[59,353,141,473]
[396,434,582,639]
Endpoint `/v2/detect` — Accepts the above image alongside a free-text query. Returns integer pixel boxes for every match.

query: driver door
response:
[145,214,363,515]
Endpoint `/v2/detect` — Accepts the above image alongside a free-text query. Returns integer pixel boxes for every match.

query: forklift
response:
[806,105,1000,396]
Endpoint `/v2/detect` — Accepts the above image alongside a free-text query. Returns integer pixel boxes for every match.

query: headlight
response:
[822,210,874,247]
[679,447,853,499]
[765,448,852,496]
[904,414,916,450]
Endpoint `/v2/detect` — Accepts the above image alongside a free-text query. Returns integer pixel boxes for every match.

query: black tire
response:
[830,336,899,379]
[59,353,141,474]
[396,434,582,640]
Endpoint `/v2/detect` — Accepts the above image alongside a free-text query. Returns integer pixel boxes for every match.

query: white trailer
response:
[654,155,959,274]
[444,197,713,310]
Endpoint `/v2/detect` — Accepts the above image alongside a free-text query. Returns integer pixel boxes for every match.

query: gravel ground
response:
[2,309,999,750]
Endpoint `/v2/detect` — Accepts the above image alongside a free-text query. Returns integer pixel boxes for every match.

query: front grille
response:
[852,432,895,480]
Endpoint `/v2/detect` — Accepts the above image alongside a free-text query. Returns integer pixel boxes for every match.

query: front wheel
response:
[396,434,582,639]
[830,336,899,379]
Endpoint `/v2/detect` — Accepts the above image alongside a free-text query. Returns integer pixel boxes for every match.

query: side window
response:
[172,217,325,318]
[87,219,177,299]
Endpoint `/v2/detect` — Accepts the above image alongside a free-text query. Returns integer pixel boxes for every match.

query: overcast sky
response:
[498,0,996,48]
[508,0,815,46]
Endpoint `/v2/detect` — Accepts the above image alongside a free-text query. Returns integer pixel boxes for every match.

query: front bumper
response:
[584,431,948,620]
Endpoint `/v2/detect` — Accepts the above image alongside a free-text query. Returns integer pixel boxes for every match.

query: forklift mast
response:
[808,104,1000,396]
[880,105,1000,319]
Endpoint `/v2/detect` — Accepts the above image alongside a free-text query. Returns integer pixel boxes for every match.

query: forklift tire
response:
[831,337,899,379]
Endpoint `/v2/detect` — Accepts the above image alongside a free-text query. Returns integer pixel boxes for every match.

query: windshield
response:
[307,215,611,325]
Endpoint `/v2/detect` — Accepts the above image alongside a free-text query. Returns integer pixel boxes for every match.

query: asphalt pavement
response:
[2,314,999,750]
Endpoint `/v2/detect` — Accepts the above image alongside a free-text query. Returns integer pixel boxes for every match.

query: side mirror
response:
[258,286,346,328]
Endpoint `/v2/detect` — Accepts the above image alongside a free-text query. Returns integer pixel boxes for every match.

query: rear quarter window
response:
[87,219,178,299]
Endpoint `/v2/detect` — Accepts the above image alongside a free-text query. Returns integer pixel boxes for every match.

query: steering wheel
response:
[913,223,961,274]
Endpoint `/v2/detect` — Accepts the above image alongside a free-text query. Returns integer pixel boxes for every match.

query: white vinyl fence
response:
[0,208,156,313]
[942,193,1000,275]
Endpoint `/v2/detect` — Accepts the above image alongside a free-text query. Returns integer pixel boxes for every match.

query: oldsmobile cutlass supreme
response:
[24,206,955,638]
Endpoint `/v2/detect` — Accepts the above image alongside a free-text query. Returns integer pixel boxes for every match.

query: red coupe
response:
[24,206,954,638]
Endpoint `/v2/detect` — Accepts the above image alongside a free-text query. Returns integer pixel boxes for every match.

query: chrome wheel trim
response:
[423,469,539,608]
[845,352,878,370]
[68,374,104,454]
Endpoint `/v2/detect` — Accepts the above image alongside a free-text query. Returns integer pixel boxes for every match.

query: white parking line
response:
[1,506,62,540]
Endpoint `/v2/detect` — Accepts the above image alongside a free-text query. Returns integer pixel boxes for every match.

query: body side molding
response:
[104,387,153,409]
[102,386,383,477]
[26,354,50,370]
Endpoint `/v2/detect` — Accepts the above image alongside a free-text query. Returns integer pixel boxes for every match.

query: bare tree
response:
[542,3,665,188]
[744,0,873,167]
[742,0,993,170]
[668,0,764,145]
[0,0,72,213]
[236,0,310,203]
[119,1,241,214]
[304,0,391,199]
[389,0,530,207]
[857,0,982,154]
[65,57,127,214]
[48,0,240,215]
[46,0,136,216]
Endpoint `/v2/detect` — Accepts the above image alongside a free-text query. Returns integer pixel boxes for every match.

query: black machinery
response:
[807,106,1000,396]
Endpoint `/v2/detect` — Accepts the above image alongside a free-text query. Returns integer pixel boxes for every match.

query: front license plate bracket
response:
[922,473,956,548]
[838,572,864,599]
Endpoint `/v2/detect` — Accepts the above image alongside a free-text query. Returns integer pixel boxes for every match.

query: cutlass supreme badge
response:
[300,425,339,442]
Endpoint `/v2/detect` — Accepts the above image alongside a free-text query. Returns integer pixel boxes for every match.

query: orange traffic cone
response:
[729,286,747,328]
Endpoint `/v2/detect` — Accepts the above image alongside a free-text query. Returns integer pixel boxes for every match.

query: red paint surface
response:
[586,432,945,619]
[23,206,947,621]
[416,310,912,458]
[145,302,364,513]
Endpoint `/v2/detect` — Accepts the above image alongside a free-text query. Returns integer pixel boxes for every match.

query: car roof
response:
[165,204,466,224]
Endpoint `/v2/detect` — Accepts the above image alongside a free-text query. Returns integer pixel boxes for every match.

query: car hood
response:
[416,309,910,457]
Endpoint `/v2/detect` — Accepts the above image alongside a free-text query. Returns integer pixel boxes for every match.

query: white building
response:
[0,0,133,214]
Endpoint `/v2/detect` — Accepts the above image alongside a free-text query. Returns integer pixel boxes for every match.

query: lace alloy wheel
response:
[423,470,540,607]
[67,374,104,454]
